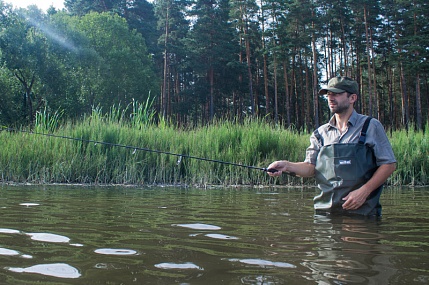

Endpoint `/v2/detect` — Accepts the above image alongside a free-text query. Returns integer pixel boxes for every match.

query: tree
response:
[186,0,240,122]
[230,0,260,116]
[154,0,190,121]
[393,0,429,130]
[65,0,159,54]
[74,12,159,110]
[0,6,50,125]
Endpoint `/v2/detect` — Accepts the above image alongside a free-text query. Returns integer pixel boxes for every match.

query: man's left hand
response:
[342,188,368,210]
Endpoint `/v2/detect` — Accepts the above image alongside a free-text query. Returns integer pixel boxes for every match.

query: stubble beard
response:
[329,100,350,114]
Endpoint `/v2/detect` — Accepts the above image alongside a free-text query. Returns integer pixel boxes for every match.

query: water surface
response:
[0,185,427,284]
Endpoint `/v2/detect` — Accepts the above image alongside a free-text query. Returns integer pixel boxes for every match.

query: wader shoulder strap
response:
[358,117,372,144]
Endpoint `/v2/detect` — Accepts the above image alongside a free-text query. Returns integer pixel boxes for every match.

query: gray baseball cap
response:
[319,76,359,95]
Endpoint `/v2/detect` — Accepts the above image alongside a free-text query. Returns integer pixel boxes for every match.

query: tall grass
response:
[0,106,427,186]
[389,126,429,186]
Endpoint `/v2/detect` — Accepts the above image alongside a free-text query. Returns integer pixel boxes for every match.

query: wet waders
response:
[313,117,382,216]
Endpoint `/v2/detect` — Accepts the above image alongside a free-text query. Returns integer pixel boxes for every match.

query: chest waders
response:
[313,117,382,216]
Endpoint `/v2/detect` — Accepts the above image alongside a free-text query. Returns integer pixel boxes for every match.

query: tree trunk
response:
[283,60,291,126]
[209,66,214,121]
[14,71,36,125]
[311,18,319,127]
[363,4,373,117]
[273,53,278,124]
[369,28,380,121]
[162,4,169,120]
[259,0,269,118]
[399,62,409,131]
[387,66,394,130]
[415,73,422,130]
[244,21,254,116]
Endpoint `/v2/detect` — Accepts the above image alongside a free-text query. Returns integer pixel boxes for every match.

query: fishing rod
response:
[2,127,291,175]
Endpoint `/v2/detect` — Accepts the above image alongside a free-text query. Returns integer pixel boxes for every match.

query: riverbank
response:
[1,112,427,186]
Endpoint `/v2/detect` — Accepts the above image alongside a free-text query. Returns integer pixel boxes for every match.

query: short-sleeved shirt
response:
[304,110,396,166]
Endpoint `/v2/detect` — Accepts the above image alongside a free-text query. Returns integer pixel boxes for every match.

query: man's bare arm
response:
[267,161,315,178]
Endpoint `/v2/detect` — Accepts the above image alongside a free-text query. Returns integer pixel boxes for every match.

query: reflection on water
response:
[0,229,21,234]
[19,203,40,207]
[154,262,203,270]
[302,215,395,284]
[6,263,81,279]
[228,258,296,268]
[94,248,138,255]
[0,248,32,259]
[205,233,239,240]
[27,232,71,243]
[0,185,427,284]
[172,223,222,230]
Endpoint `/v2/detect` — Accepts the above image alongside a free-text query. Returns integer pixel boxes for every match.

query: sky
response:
[4,0,65,11]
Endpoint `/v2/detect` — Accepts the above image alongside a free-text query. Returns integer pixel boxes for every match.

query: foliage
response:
[0,5,159,125]
[0,108,425,185]
[0,0,429,131]
[0,108,308,185]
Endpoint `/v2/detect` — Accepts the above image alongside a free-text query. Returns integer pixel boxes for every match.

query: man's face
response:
[326,91,352,114]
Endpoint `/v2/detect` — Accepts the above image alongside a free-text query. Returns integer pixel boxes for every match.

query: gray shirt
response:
[304,110,397,166]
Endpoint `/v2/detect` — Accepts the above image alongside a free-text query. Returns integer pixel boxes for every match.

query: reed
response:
[0,107,427,186]
[389,126,429,186]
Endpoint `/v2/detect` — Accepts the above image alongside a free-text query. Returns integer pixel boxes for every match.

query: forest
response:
[0,0,428,130]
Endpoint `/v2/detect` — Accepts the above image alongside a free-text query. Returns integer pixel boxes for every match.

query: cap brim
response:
[318,87,346,95]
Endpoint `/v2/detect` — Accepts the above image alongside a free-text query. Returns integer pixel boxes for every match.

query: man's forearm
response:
[287,162,315,177]
[360,163,396,195]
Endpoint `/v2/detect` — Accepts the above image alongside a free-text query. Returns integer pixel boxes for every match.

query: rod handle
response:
[264,168,296,176]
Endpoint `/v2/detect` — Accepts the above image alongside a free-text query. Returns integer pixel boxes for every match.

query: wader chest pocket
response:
[334,156,357,182]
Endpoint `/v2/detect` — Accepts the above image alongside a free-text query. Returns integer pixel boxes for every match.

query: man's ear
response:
[350,93,358,104]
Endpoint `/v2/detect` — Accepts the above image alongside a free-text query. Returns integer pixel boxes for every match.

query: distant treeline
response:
[0,0,428,130]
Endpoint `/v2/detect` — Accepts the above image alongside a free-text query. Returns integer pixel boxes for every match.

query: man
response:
[267,76,396,216]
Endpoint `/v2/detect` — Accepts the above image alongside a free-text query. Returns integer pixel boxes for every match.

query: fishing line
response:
[2,127,290,175]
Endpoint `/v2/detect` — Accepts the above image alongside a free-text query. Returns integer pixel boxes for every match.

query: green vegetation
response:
[1,2,426,187]
[1,1,428,131]
[0,105,303,186]
[1,106,426,186]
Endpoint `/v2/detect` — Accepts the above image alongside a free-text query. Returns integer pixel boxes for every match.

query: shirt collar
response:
[327,110,358,130]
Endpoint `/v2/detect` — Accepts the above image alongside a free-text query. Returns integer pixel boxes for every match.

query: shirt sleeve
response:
[366,120,397,166]
[304,130,321,165]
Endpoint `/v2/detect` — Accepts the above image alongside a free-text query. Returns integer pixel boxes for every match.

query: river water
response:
[0,184,427,284]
